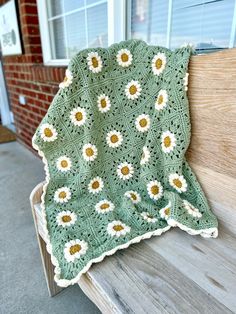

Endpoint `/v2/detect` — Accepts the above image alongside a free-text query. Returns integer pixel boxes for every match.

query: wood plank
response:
[30,182,64,297]
[146,228,236,312]
[187,48,236,178]
[80,236,232,314]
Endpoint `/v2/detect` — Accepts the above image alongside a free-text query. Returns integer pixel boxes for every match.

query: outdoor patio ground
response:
[0,141,100,314]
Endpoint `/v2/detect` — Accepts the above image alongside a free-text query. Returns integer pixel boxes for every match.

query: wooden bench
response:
[30,48,236,313]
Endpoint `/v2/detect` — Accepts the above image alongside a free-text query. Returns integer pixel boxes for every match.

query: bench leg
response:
[37,234,64,297]
[30,183,64,297]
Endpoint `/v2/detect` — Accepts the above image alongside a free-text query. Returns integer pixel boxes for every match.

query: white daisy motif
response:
[56,211,77,228]
[88,177,104,194]
[64,239,88,262]
[124,190,141,204]
[125,80,142,100]
[161,131,176,153]
[70,107,87,126]
[183,200,202,218]
[95,200,115,214]
[54,187,71,203]
[141,212,158,223]
[152,52,167,76]
[155,89,168,111]
[169,173,188,193]
[56,156,72,172]
[183,72,189,91]
[135,114,150,133]
[59,69,73,89]
[82,143,98,161]
[40,123,57,142]
[106,130,123,148]
[116,49,133,67]
[159,202,172,220]
[147,180,163,200]
[87,52,103,73]
[107,220,131,237]
[97,94,111,113]
[140,146,150,165]
[117,162,134,180]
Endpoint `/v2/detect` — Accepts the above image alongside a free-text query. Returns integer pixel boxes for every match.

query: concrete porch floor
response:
[0,142,100,314]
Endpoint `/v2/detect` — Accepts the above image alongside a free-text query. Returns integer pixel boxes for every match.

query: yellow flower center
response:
[110,134,118,143]
[100,98,107,108]
[129,85,137,95]
[164,136,171,148]
[164,207,170,216]
[139,118,147,127]
[75,111,83,121]
[121,166,130,175]
[92,181,99,189]
[63,76,68,82]
[113,225,124,231]
[130,193,137,200]
[121,53,129,62]
[151,185,159,195]
[158,95,163,104]
[173,178,182,188]
[92,57,99,68]
[44,128,53,137]
[59,191,67,199]
[62,215,72,222]
[86,148,94,157]
[69,244,81,255]
[147,213,154,219]
[100,203,110,210]
[61,160,68,168]
[155,58,162,69]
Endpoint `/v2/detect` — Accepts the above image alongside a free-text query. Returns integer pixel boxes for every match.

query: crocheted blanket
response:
[32,39,218,287]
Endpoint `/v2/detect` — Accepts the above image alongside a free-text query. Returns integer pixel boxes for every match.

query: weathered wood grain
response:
[146,228,236,311]
[187,48,236,178]
[79,235,233,314]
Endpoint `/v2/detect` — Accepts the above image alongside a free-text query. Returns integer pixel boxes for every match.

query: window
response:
[37,0,126,65]
[128,0,236,52]
[38,0,236,65]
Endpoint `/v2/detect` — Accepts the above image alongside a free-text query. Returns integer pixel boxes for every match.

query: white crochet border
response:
[32,135,218,287]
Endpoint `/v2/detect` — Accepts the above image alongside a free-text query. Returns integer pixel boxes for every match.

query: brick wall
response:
[0,0,65,151]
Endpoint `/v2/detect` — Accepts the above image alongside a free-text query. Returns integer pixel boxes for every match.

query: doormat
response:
[0,125,16,143]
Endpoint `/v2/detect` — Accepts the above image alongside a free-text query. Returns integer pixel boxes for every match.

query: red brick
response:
[20,4,38,16]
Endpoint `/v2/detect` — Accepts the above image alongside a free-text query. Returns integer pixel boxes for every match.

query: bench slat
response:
[187,48,236,179]
[79,231,233,314]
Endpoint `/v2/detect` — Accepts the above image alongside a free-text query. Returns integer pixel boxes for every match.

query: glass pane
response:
[130,0,236,51]
[130,0,169,47]
[64,0,84,13]
[87,3,108,47]
[65,11,87,58]
[47,0,63,17]
[49,18,66,59]
[170,0,235,50]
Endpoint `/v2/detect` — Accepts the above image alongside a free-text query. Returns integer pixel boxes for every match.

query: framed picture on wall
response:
[0,0,22,56]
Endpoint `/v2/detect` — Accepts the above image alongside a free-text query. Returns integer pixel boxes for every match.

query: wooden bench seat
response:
[30,48,236,313]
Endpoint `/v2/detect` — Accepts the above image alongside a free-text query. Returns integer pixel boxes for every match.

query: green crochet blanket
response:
[32,39,218,287]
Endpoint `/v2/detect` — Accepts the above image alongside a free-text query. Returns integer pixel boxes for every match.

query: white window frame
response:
[37,0,127,66]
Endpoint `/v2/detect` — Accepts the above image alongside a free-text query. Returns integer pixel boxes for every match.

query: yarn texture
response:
[32,39,218,287]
